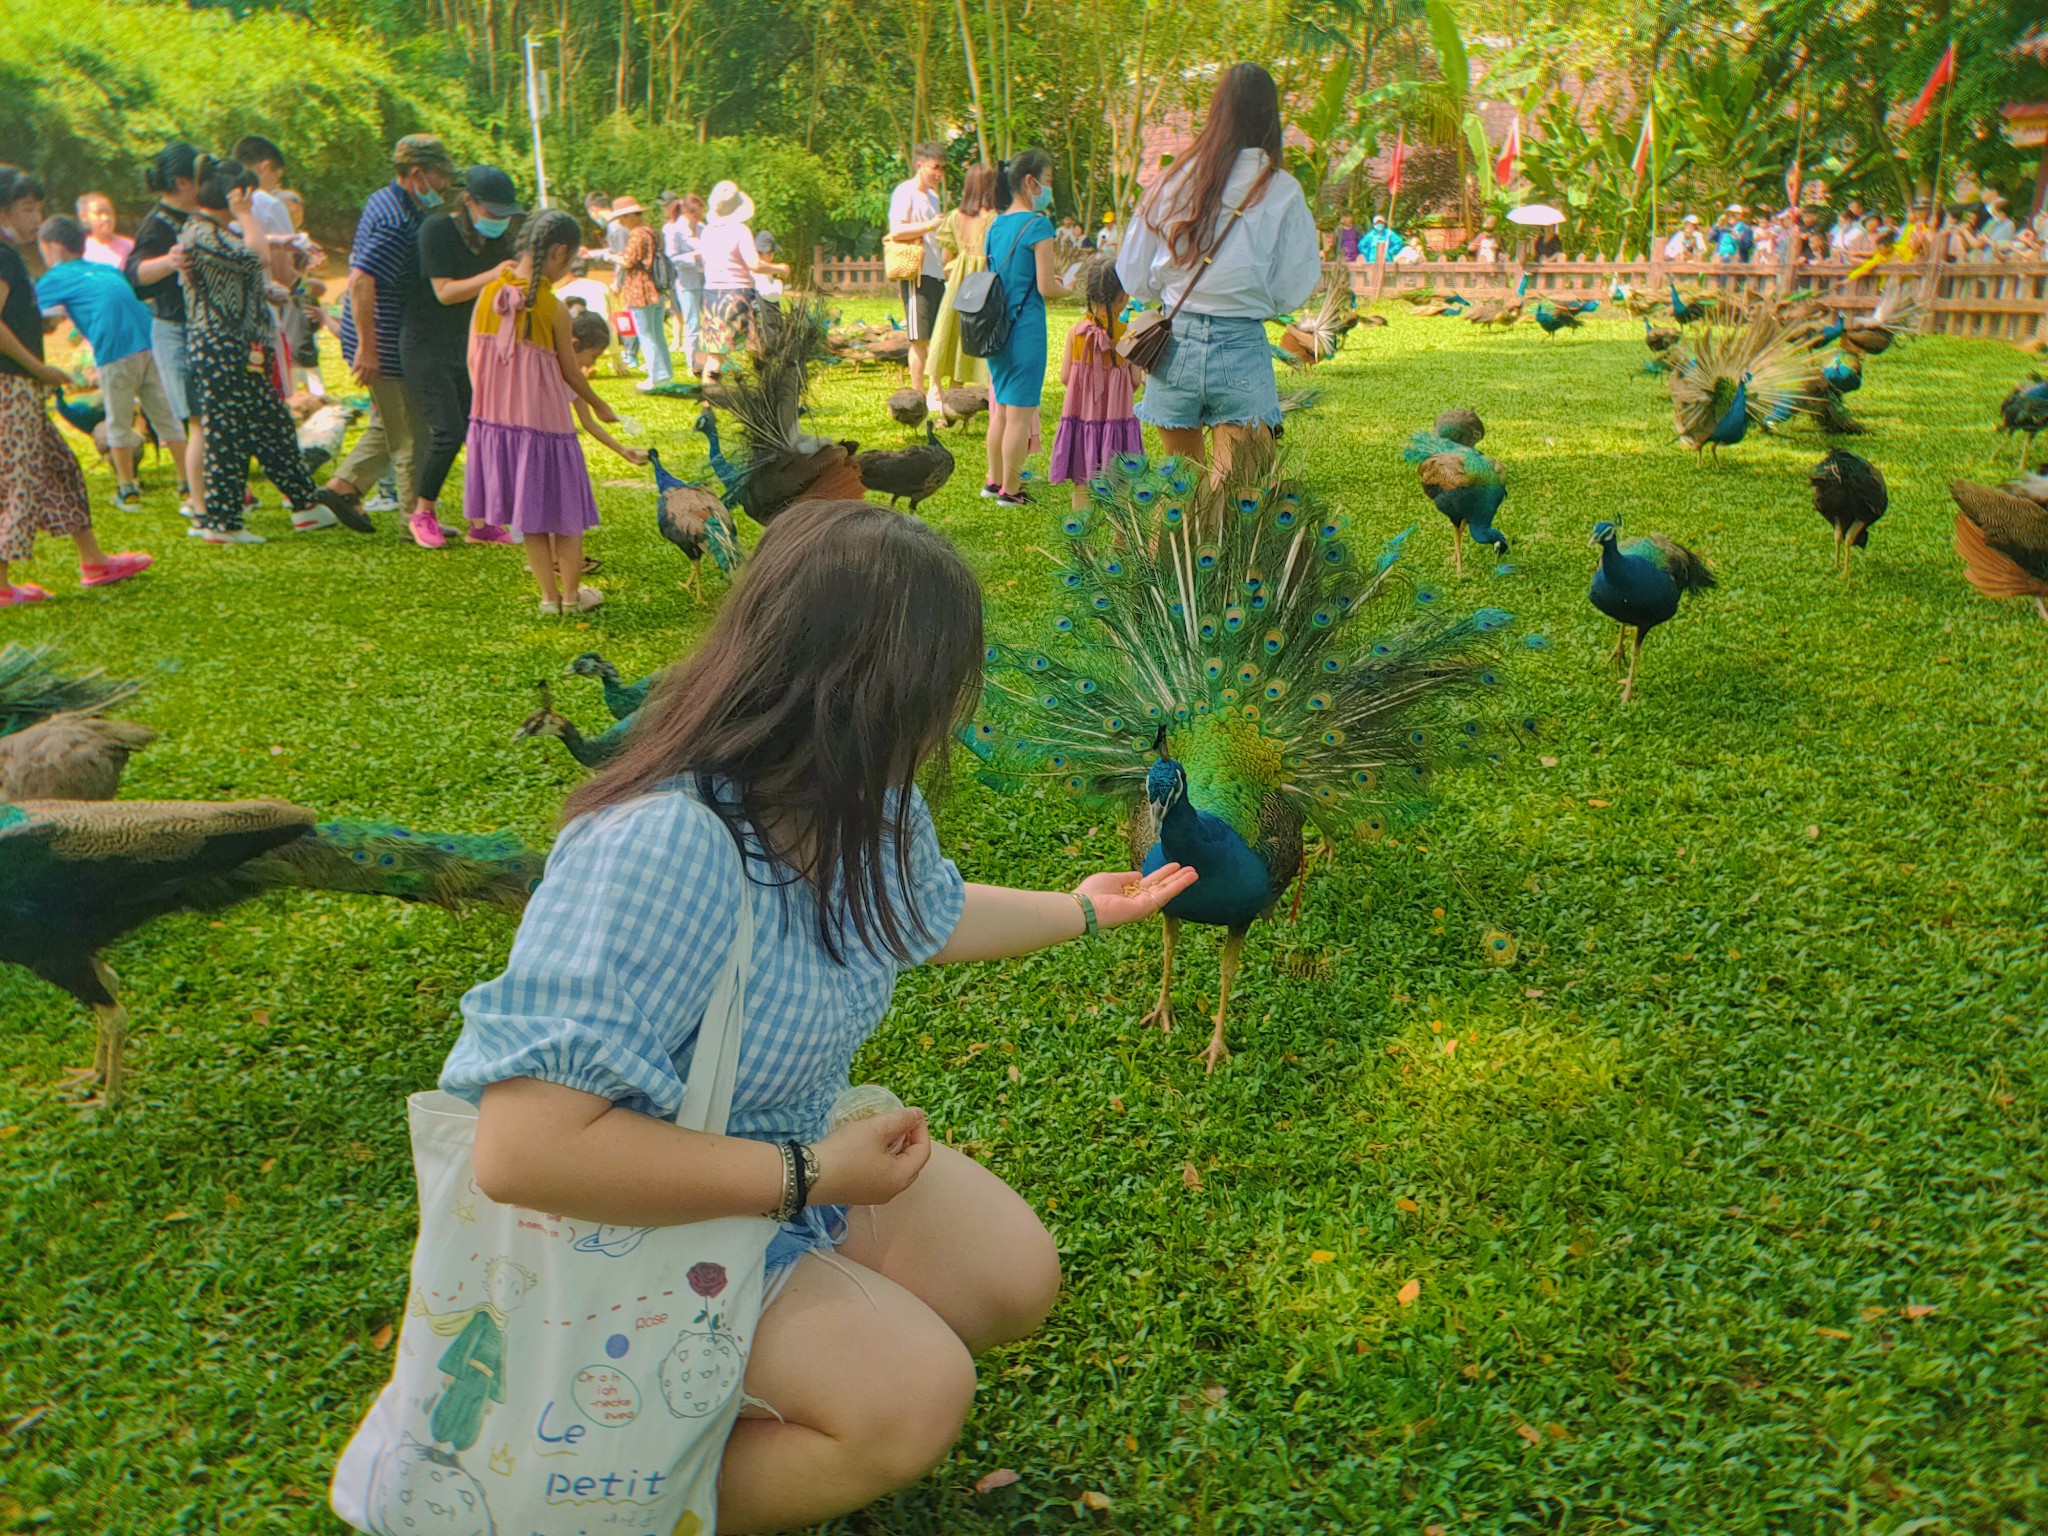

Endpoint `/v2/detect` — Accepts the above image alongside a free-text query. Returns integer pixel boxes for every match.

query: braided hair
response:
[1082,254,1124,325]
[518,208,583,334]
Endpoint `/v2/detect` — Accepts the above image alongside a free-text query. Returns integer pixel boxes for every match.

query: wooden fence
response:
[810,246,2048,346]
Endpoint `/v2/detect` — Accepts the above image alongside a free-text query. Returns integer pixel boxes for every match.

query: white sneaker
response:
[635,379,660,393]
[193,526,265,544]
[177,501,198,520]
[292,506,339,531]
[537,597,564,617]
[362,489,401,513]
[571,586,605,612]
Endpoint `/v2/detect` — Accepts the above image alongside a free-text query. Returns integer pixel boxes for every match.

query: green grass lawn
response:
[2,299,2043,1535]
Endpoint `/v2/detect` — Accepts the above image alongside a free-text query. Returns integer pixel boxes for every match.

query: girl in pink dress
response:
[1049,256,1142,511]
[467,210,646,615]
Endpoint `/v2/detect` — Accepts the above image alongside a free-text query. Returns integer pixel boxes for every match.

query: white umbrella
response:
[1507,203,1567,226]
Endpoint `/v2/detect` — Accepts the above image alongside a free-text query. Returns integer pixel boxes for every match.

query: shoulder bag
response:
[331,836,773,1536]
[956,215,1034,358]
[1117,196,1250,375]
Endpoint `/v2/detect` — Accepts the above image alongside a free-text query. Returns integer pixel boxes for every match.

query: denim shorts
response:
[150,317,192,424]
[1134,312,1280,431]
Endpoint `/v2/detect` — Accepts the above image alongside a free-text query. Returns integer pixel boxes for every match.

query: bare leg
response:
[524,534,561,606]
[909,338,930,395]
[185,423,205,502]
[71,527,107,565]
[984,402,1004,487]
[1621,629,1644,704]
[1140,917,1179,1033]
[996,406,1035,495]
[110,444,138,486]
[1157,425,1206,470]
[555,535,586,605]
[1209,422,1259,481]
[1203,929,1245,1073]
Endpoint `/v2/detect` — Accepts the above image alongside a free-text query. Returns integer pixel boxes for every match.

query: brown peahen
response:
[1950,477,2048,624]
[1809,450,1887,576]
[0,713,157,801]
[857,421,956,511]
[0,799,538,1106]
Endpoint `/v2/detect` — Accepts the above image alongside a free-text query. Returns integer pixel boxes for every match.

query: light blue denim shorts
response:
[1134,311,1280,431]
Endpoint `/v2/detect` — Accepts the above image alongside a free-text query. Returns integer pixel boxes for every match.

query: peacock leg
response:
[1842,523,1864,578]
[1139,918,1179,1034]
[1202,930,1245,1074]
[2034,596,2048,625]
[1451,523,1465,576]
[1621,629,1645,704]
[1608,625,1628,667]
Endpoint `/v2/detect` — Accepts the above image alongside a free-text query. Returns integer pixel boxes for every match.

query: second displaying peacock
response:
[964,443,1539,1071]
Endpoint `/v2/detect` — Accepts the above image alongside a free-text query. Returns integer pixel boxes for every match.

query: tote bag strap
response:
[673,827,758,1137]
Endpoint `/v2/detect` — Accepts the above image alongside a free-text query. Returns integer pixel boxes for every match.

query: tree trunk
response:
[953,0,993,163]
[616,0,632,118]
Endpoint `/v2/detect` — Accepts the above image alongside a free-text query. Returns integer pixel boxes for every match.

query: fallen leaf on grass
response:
[1442,1038,1458,1056]
[1005,1064,1021,1084]
[1538,756,1558,768]
[1182,1163,1203,1191]
[1203,1383,1227,1405]
[1805,825,1819,840]
[1515,1422,1541,1445]
[1396,1197,1419,1213]
[1585,798,1610,808]
[259,1158,277,1174]
[1080,1491,1112,1511]
[371,1324,394,1351]
[973,1469,1020,1495]
[1425,1526,1449,1536]
[1123,1435,1138,1453]
[1902,1305,1938,1320]
[1397,1278,1421,1306]
[1814,1326,1851,1340]
[160,1211,192,1223]
[1310,1250,1335,1264]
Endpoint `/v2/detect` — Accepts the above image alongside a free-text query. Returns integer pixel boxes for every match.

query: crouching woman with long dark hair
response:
[441,500,1195,1533]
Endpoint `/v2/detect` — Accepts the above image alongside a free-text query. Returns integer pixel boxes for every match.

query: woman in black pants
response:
[401,165,520,549]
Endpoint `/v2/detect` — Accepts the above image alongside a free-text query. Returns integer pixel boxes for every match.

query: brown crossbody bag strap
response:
[1116,197,1251,374]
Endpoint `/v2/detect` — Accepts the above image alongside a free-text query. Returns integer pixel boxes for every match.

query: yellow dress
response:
[926,210,995,389]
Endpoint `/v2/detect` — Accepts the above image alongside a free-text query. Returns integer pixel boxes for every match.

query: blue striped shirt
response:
[441,784,966,1259]
[337,181,423,378]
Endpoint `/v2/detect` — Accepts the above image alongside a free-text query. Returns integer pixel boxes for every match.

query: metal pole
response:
[526,34,551,209]
[1930,42,1954,215]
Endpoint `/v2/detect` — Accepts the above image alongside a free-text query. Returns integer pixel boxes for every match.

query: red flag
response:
[1631,102,1656,180]
[1387,131,1407,200]
[1784,152,1802,209]
[1494,118,1521,187]
[1903,41,1955,129]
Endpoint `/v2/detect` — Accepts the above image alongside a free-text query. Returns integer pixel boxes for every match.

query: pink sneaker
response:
[465,522,514,545]
[79,553,152,588]
[0,583,51,606]
[408,510,450,549]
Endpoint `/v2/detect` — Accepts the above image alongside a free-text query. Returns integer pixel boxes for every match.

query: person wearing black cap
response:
[400,165,523,548]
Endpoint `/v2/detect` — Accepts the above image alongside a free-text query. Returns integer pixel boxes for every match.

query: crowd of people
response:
[1651,193,2046,267]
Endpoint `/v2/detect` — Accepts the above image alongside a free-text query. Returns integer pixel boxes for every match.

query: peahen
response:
[1809,450,1887,576]
[1643,317,1680,355]
[1997,375,2048,464]
[649,447,741,603]
[1587,521,1717,703]
[564,653,655,720]
[935,384,990,432]
[1434,407,1484,447]
[1794,355,1868,436]
[0,713,157,801]
[693,297,863,526]
[0,798,538,1105]
[1950,477,2048,624]
[1402,429,1508,575]
[514,682,633,771]
[887,388,929,428]
[963,442,1537,1071]
[1668,315,1816,457]
[857,421,956,511]
[1841,280,1920,357]
[0,645,141,740]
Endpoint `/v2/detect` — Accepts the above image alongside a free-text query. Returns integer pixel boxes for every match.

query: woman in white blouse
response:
[1115,63,1322,471]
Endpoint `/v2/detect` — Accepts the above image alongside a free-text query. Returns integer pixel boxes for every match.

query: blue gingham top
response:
[441,781,965,1262]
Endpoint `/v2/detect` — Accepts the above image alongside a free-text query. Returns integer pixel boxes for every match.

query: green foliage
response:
[2,300,2046,1532]
[0,0,491,237]
[549,120,845,280]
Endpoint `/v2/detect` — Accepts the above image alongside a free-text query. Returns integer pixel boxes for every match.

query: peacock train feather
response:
[0,644,142,740]
[1667,313,1820,454]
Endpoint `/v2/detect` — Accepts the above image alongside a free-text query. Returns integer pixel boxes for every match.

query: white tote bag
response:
[332,880,774,1536]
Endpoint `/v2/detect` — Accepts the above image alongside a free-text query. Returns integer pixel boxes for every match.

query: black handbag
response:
[957,217,1033,358]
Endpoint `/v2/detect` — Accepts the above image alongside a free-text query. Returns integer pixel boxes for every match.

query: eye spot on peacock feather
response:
[1066,776,1086,792]
[1319,520,1342,541]
[1311,607,1336,628]
[1373,643,1393,656]
[1204,659,1224,678]
[1028,655,1051,671]
[1048,754,1068,768]
[1462,720,1480,736]
[1223,607,1246,632]
[1356,818,1387,842]
[1524,634,1552,650]
[1235,662,1260,684]
[1274,508,1297,528]
[1321,543,1348,565]
[1199,618,1219,640]
[1039,693,1060,709]
[1053,616,1074,632]
[973,723,996,741]
[1059,571,1082,590]
[1409,730,1429,746]
[1249,593,1267,610]
[1241,704,1261,721]
[1076,679,1098,694]
[1307,693,1331,711]
[1479,670,1499,686]
[1263,681,1288,701]
[1196,544,1219,569]
[1415,587,1440,603]
[1092,595,1111,611]
[1236,495,1259,514]
[1103,560,1124,577]
[1102,715,1125,731]
[1314,786,1339,803]
[1321,657,1343,674]
[1163,505,1184,525]
[1117,454,1146,473]
[1135,487,1156,503]
[1169,477,1193,495]
[1351,768,1377,787]
[1262,629,1285,655]
[1143,703,1164,719]
[1483,929,1519,965]
[1323,730,1346,746]
[1220,688,1240,704]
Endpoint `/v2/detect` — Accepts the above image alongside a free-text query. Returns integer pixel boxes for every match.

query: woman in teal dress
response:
[982,148,1067,505]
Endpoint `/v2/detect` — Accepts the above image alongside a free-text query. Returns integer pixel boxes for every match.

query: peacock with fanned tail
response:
[962,444,1539,1072]
[0,799,539,1106]
[1667,313,1818,457]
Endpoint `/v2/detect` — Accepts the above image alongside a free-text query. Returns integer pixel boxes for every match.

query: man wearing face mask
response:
[399,164,522,548]
[325,133,458,533]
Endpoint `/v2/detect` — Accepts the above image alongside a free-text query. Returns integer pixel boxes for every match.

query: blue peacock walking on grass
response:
[1533,298,1596,337]
[0,799,540,1106]
[1587,520,1717,703]
[1667,314,1817,458]
[1402,419,1508,576]
[564,652,655,719]
[1997,375,2048,465]
[649,448,741,604]
[515,679,636,772]
[963,443,1540,1071]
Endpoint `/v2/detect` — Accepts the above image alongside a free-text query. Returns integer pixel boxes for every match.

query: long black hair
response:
[564,500,984,964]
[195,156,257,212]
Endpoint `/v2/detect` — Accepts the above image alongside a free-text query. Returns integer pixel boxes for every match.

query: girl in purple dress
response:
[1048,256,1142,510]
[466,210,645,616]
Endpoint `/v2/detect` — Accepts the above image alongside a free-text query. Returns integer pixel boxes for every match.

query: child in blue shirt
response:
[36,215,188,510]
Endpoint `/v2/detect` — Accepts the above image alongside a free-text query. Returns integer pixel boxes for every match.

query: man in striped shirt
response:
[323,134,457,532]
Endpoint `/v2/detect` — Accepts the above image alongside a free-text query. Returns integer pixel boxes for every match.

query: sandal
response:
[570,586,605,612]
[0,583,51,606]
[537,597,564,617]
[79,553,154,588]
